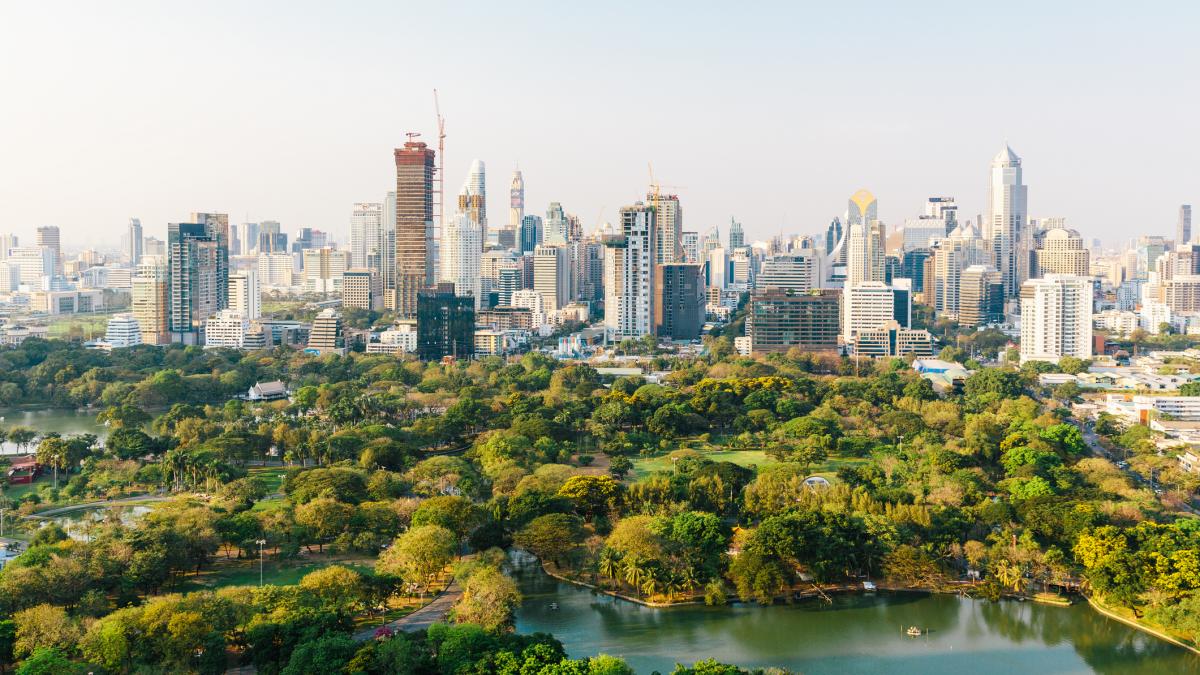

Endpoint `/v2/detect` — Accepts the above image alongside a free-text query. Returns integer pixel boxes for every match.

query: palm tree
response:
[623,556,646,593]
[994,560,1026,595]
[598,550,621,583]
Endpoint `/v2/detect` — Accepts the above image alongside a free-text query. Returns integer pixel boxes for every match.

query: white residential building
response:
[603,204,656,339]
[258,253,295,287]
[229,269,261,320]
[842,281,896,341]
[350,202,385,269]
[440,211,483,309]
[103,313,143,348]
[1020,274,1093,363]
[534,245,571,312]
[205,310,251,349]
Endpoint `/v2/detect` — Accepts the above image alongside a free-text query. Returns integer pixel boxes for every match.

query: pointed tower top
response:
[993,145,1020,166]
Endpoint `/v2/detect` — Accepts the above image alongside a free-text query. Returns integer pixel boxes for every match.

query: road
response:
[352,580,462,641]
[1074,419,1198,516]
[27,493,172,518]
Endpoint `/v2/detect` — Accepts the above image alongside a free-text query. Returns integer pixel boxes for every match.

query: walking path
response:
[352,580,462,641]
[29,494,170,518]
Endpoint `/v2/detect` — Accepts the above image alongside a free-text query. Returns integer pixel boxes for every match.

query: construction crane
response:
[433,89,447,232]
[647,162,685,213]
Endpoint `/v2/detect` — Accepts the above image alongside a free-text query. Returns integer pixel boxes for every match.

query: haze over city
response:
[2,0,1198,249]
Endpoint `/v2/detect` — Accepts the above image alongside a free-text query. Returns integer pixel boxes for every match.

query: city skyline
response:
[2,2,1199,248]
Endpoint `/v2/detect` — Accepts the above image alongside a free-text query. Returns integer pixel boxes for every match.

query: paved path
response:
[353,581,462,641]
[28,494,171,518]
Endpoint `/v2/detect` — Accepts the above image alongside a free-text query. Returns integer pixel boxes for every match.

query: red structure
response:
[6,456,41,484]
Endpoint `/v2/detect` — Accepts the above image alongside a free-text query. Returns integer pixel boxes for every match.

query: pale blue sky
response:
[1,1,1197,249]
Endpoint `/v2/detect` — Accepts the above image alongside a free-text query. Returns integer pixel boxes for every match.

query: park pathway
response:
[352,580,462,641]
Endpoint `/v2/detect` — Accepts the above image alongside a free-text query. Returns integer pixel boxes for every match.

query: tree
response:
[281,634,357,675]
[12,605,79,660]
[14,647,86,675]
[376,525,456,592]
[557,475,621,520]
[452,566,521,632]
[411,496,481,543]
[993,559,1027,594]
[299,566,365,613]
[608,456,634,480]
[514,514,585,566]
[294,497,354,552]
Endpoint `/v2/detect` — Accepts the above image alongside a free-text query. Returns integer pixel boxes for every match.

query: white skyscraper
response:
[440,210,483,309]
[986,146,1029,298]
[1020,274,1092,363]
[652,193,682,264]
[544,202,569,245]
[533,245,571,312]
[350,202,385,270]
[229,269,261,320]
[845,190,884,287]
[509,170,524,229]
[604,204,656,338]
[842,281,896,341]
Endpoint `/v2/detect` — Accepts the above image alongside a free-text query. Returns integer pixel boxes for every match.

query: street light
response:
[256,539,267,586]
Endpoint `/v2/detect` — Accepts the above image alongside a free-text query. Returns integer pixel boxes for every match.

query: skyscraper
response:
[652,193,683,264]
[394,138,436,317]
[459,159,486,247]
[845,190,884,287]
[35,226,60,275]
[1034,227,1089,277]
[728,218,745,250]
[189,212,230,310]
[229,269,261,319]
[350,202,385,269]
[544,202,568,245]
[986,146,1029,298]
[167,222,222,344]
[655,263,705,340]
[132,259,168,345]
[509,170,524,229]
[603,204,656,339]
[519,215,542,254]
[825,218,843,256]
[1020,274,1093,363]
[128,218,143,265]
[235,222,259,256]
[1180,205,1193,246]
[440,208,483,309]
[846,189,878,227]
[417,286,474,361]
[959,265,1004,328]
[533,245,570,312]
[681,231,700,264]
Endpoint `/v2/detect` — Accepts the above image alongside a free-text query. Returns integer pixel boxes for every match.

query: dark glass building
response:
[417,285,474,361]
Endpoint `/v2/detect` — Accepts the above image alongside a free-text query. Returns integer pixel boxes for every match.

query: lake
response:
[0,408,108,454]
[511,553,1200,675]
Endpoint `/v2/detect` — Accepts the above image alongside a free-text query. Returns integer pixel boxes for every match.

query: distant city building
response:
[747,288,841,353]
[1020,274,1093,363]
[1179,205,1193,246]
[229,269,261,320]
[533,245,570,312]
[652,193,683,264]
[986,146,1029,297]
[604,204,656,339]
[509,170,524,230]
[205,310,252,349]
[441,206,483,308]
[103,313,142,349]
[842,281,899,341]
[167,222,224,344]
[1034,227,1089,277]
[460,159,487,240]
[756,252,818,292]
[128,218,143,264]
[393,139,436,317]
[257,253,295,287]
[350,202,385,270]
[681,231,700,264]
[302,247,349,295]
[342,268,383,311]
[958,265,1004,327]
[35,226,61,274]
[845,189,884,287]
[852,321,935,358]
[132,260,169,345]
[728,218,745,250]
[655,263,705,340]
[306,308,345,355]
[544,202,568,245]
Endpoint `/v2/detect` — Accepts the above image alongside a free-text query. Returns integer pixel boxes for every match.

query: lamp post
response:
[256,539,267,586]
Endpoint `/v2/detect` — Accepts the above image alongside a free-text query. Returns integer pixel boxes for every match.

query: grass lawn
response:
[632,448,868,481]
[248,466,289,493]
[45,312,117,340]
[178,552,377,591]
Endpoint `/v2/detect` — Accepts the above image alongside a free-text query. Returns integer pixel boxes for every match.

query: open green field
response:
[178,553,377,591]
[248,465,289,493]
[632,448,868,481]
[45,312,118,340]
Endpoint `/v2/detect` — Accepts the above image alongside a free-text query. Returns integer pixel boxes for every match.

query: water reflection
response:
[510,552,1199,674]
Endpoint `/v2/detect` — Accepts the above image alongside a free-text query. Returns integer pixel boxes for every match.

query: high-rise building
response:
[842,281,897,341]
[257,221,287,253]
[824,218,843,256]
[350,202,385,270]
[519,215,543,254]
[383,192,396,290]
[1034,227,1090,277]
[235,222,259,256]
[655,263,705,340]
[928,220,990,319]
[0,233,18,259]
[681,231,700,264]
[730,248,753,287]
[167,222,222,344]
[533,245,570,312]
[257,253,295,287]
[747,288,841,353]
[604,204,656,339]
[306,308,345,355]
[393,139,436,317]
[901,218,947,251]
[901,248,933,294]
[464,159,487,230]
[1179,205,1193,246]
[652,193,683,264]
[6,247,55,287]
[544,202,568,245]
[509,170,524,229]
[204,310,252,349]
[190,212,230,310]
[229,269,261,320]
[342,268,383,311]
[132,260,168,345]
[35,226,61,274]
[845,190,885,287]
[143,236,165,258]
[959,265,1004,327]
[728,218,745,251]
[757,253,817,292]
[1020,274,1092,363]
[128,218,143,265]
[925,197,959,233]
[707,246,728,289]
[986,146,1029,297]
[497,267,523,307]
[440,210,483,308]
[417,286,474,361]
[302,247,349,295]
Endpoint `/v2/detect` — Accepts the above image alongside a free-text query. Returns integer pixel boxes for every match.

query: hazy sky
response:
[2,1,1198,251]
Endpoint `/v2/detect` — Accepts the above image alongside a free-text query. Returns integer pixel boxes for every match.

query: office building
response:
[852,321,935,358]
[302,247,349,295]
[901,248,933,294]
[350,202,385,270]
[1034,227,1089,277]
[103,313,142,349]
[652,193,682,264]
[986,146,1029,297]
[306,308,345,355]
[533,245,570,312]
[707,246,728,289]
[235,222,259,256]
[190,212,231,309]
[0,233,17,259]
[128,218,143,265]
[902,218,947,251]
[1020,274,1093,363]
[1179,205,1193,246]
[132,261,168,345]
[257,253,295,287]
[440,209,483,308]
[655,263,705,340]
[417,286,474,360]
[229,269,261,319]
[958,265,1004,327]
[167,222,223,344]
[35,226,61,274]
[6,246,55,287]
[681,231,700,264]
[460,159,487,239]
[1163,275,1200,313]
[603,204,656,339]
[394,138,436,317]
[342,268,383,311]
[544,202,568,245]
[519,215,542,254]
[825,218,843,256]
[747,288,840,353]
[205,310,252,349]
[845,189,884,286]
[928,221,989,319]
[728,218,745,250]
[842,281,897,340]
[143,236,165,258]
